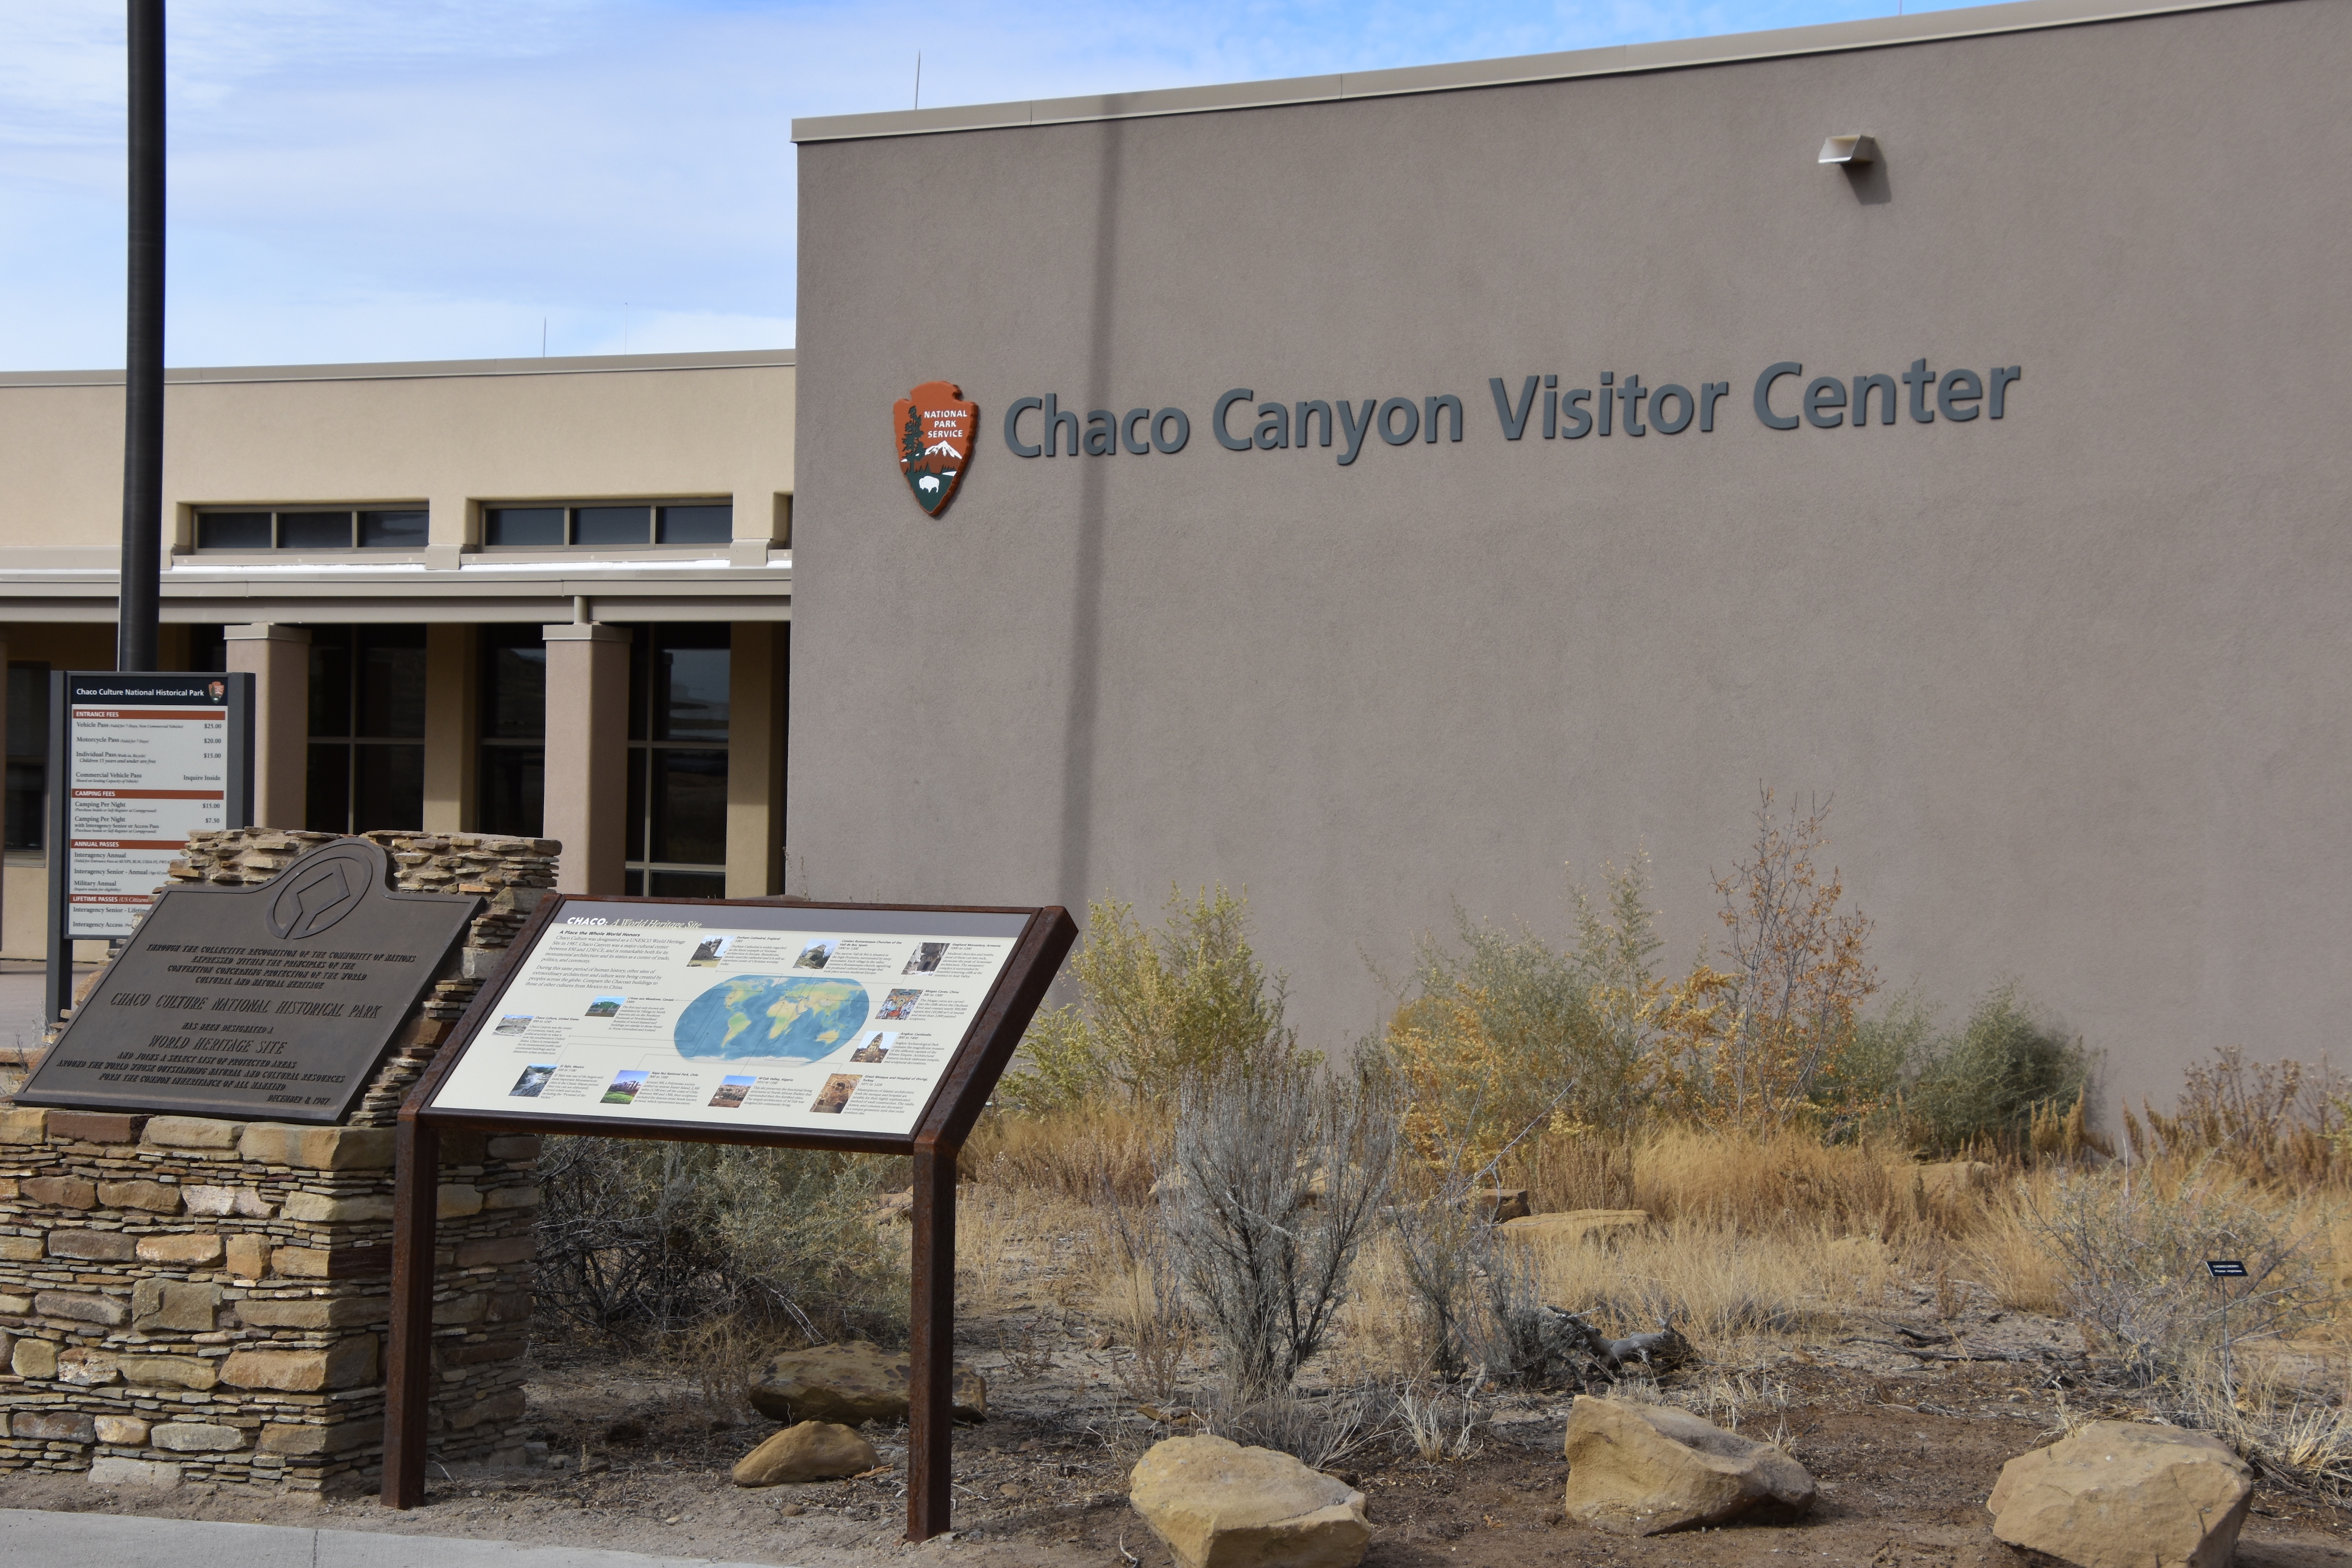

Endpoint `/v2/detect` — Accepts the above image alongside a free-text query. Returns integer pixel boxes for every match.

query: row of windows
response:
[191,500,735,553]
[198,509,428,551]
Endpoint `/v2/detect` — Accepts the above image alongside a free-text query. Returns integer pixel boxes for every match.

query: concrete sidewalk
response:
[0,1509,798,1568]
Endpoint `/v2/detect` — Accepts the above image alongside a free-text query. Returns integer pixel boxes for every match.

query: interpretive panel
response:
[51,671,252,940]
[19,837,479,1122]
[425,900,1031,1138]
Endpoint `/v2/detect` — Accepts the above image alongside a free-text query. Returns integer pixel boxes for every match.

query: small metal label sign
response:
[19,838,477,1123]
[2206,1259,2248,1278]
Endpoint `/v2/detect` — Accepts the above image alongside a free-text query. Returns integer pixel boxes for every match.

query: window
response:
[6,663,49,852]
[622,624,729,897]
[306,627,426,833]
[193,507,429,551]
[477,625,547,838]
[482,500,733,550]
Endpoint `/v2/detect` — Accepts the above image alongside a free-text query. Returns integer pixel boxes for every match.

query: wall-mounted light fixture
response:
[1819,133,1879,166]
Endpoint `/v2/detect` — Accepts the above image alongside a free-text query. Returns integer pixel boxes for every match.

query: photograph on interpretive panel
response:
[425,901,1030,1136]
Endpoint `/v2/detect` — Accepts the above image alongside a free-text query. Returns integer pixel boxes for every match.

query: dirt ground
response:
[6,1309,2349,1568]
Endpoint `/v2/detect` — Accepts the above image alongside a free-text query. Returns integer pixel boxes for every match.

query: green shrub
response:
[998,885,1293,1112]
[1907,982,2088,1154]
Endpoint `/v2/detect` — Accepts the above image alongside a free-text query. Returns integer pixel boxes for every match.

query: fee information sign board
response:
[424,898,1038,1139]
[49,671,253,940]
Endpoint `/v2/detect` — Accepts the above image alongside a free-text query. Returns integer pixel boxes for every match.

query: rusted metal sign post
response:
[381,895,1075,1542]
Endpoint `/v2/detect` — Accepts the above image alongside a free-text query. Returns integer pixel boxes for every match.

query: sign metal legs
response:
[383,1115,440,1509]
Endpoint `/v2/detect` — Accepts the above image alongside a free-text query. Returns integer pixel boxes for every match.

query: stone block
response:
[733,1420,878,1486]
[0,1294,26,1312]
[0,1106,48,1144]
[90,1456,181,1489]
[136,1231,224,1265]
[437,1336,526,1368]
[56,1347,121,1385]
[95,1415,152,1445]
[0,1235,44,1261]
[16,1410,97,1443]
[12,1336,58,1378]
[485,1134,542,1162]
[183,1185,272,1218]
[484,1185,543,1211]
[143,1116,245,1149]
[224,1234,270,1280]
[97,1179,183,1212]
[22,1175,98,1208]
[486,1291,533,1323]
[153,1422,247,1452]
[49,1111,146,1145]
[1561,1396,1818,1535]
[448,1387,527,1430]
[239,1294,390,1329]
[121,1354,221,1390]
[132,1279,221,1332]
[439,1131,489,1165]
[432,1293,487,1325]
[456,1235,534,1268]
[282,1191,396,1223]
[222,1336,376,1392]
[260,1417,382,1456]
[35,1290,129,1326]
[1130,1435,1372,1568]
[437,1184,485,1218]
[48,1229,137,1261]
[239,1123,395,1171]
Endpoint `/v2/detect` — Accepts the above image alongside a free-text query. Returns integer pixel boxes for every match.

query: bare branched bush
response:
[535,1136,906,1349]
[1655,790,1879,1131]
[1158,1054,1396,1403]
[2026,1158,2333,1386]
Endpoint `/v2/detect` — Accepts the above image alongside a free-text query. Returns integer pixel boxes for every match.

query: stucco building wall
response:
[789,0,2352,1104]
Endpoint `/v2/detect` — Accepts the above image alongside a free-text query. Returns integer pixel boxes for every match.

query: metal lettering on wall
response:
[994,359,2024,467]
[18,838,479,1124]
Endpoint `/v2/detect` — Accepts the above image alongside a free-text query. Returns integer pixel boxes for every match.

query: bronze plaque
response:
[19,838,479,1124]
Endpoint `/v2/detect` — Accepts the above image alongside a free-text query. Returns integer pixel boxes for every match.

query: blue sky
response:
[0,0,1982,369]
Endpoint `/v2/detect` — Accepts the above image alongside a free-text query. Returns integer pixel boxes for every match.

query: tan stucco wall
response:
[790,0,2352,1106]
[0,356,795,563]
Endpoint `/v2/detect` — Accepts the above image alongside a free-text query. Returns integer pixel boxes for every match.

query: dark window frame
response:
[305,626,427,835]
[192,506,429,553]
[479,499,734,552]
[620,623,730,894]
[6,661,51,853]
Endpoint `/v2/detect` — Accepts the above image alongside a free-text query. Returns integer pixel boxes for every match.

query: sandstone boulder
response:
[747,1340,985,1426]
[1987,1420,2253,1568]
[731,1420,878,1486]
[1561,1395,1817,1535]
[1130,1435,1371,1568]
[1501,1209,1651,1247]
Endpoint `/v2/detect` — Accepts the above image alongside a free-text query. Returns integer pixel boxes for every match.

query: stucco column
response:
[541,622,629,894]
[224,624,310,830]
[726,621,787,896]
[422,623,476,833]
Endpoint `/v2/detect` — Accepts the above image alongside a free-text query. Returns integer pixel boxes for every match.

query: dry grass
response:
[964,1099,1160,1205]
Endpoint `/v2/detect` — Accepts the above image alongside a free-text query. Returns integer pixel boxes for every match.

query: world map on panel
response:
[673,975,871,1061]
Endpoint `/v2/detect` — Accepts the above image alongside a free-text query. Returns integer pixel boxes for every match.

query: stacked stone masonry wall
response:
[0,1108,538,1490]
[0,828,562,1489]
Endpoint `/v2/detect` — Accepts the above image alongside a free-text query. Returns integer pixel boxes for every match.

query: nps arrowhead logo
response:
[894,381,977,516]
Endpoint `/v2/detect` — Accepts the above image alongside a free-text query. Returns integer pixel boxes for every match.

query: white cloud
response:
[0,0,1961,369]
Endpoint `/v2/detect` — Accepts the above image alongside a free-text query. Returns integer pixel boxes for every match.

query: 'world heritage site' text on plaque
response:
[18,837,479,1123]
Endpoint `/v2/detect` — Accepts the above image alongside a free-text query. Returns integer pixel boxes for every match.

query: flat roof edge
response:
[0,347,796,389]
[791,0,2269,142]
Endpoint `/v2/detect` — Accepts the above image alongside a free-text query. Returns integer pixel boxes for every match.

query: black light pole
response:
[118,0,165,673]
